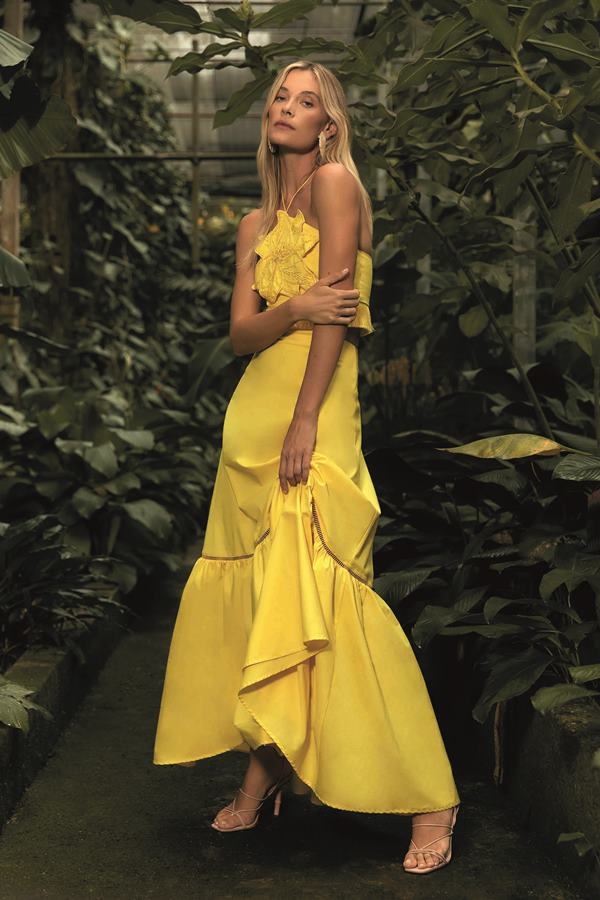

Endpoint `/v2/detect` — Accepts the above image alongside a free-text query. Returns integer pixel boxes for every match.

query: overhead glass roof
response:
[119,1,385,192]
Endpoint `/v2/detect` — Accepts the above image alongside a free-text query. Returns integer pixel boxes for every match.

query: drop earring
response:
[268,138,277,154]
[318,130,326,160]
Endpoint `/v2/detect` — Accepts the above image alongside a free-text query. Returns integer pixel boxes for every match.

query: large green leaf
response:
[556,832,595,859]
[122,499,173,541]
[110,428,154,450]
[71,487,107,519]
[459,304,489,337]
[0,244,31,287]
[568,664,600,684]
[213,5,253,34]
[440,433,568,459]
[468,0,516,52]
[82,443,119,478]
[0,78,77,179]
[261,37,350,62]
[375,567,438,605]
[473,467,529,495]
[472,647,551,723]
[551,157,593,241]
[553,453,600,482]
[93,0,201,33]
[167,42,242,78]
[0,676,53,732]
[528,32,600,66]
[539,567,589,601]
[253,0,321,30]
[213,71,274,129]
[483,596,536,622]
[412,587,487,648]
[183,336,236,404]
[516,1,574,45]
[531,683,599,714]
[0,28,34,73]
[554,243,600,303]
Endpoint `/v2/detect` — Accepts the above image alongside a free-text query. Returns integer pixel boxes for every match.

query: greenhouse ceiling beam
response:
[48,152,257,161]
[181,1,372,5]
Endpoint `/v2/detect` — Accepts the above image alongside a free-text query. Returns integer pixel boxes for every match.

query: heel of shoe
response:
[273,788,283,817]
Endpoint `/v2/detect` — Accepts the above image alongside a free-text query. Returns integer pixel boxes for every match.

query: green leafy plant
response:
[0,674,53,732]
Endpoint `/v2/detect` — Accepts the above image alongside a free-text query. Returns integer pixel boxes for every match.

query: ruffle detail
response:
[349,297,375,337]
[153,463,460,815]
[251,210,376,339]
[251,210,320,305]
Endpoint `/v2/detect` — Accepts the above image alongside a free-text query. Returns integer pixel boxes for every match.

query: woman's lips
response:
[274,122,294,129]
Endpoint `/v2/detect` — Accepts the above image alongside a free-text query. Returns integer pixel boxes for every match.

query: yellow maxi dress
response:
[153,208,461,814]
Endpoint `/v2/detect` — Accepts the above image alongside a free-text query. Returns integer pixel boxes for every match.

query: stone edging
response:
[507,696,600,899]
[0,603,130,833]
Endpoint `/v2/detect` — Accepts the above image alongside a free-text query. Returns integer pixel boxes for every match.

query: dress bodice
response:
[251,208,375,337]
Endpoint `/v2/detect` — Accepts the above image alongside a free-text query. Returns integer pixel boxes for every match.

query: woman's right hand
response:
[294,268,360,326]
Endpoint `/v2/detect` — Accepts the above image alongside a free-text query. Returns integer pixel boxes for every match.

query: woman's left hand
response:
[279,410,318,493]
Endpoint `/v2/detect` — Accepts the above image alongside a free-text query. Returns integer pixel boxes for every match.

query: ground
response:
[0,569,587,900]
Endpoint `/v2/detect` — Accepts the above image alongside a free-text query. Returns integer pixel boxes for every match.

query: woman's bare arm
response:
[229,207,360,357]
[278,165,361,493]
[293,165,360,418]
[229,209,305,356]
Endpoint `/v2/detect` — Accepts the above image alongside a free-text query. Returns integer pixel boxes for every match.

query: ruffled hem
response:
[350,300,375,337]
[153,473,460,815]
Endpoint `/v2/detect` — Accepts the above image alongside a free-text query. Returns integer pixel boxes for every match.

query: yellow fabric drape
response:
[153,213,459,814]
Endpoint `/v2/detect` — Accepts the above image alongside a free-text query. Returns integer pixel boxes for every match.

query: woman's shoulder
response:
[238,207,262,232]
[236,207,263,249]
[312,163,359,209]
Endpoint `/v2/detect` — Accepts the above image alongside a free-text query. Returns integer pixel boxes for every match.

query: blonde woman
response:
[154,60,460,875]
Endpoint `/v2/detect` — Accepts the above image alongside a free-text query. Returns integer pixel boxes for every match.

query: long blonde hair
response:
[246,60,372,266]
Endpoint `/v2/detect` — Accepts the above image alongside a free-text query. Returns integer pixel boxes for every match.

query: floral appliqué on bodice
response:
[251,208,375,337]
[251,209,319,306]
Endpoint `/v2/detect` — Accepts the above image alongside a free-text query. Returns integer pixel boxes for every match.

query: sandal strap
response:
[409,834,452,850]
[406,843,448,863]
[225,807,257,828]
[238,786,267,802]
[235,766,292,805]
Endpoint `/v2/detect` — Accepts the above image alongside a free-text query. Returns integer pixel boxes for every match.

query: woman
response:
[154,60,460,875]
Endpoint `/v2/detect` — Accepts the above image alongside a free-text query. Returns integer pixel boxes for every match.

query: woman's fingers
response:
[322,267,349,285]
[278,449,289,493]
[279,448,312,491]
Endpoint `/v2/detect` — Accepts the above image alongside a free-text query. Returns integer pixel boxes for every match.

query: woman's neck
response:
[278,153,319,199]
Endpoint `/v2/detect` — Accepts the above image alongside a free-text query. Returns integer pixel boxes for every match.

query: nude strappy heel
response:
[403,804,459,874]
[210,760,293,832]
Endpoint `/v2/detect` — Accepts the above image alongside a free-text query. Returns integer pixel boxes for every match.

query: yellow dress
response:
[153,208,460,814]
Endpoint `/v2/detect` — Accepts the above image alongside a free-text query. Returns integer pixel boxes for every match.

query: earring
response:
[267,138,277,154]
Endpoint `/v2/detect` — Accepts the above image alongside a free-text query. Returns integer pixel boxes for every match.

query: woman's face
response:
[267,68,334,152]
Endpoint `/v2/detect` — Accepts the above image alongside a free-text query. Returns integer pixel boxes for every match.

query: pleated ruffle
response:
[153,464,460,815]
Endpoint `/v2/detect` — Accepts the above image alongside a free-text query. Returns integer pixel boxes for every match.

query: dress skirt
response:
[153,329,460,814]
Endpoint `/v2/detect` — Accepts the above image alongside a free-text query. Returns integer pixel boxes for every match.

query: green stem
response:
[525,175,600,315]
[510,49,557,109]
[391,172,554,440]
[573,130,600,170]
[594,365,600,453]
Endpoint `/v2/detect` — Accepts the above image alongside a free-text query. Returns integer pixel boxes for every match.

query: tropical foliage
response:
[0,4,239,701]
[2,0,600,744]
[145,0,600,729]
